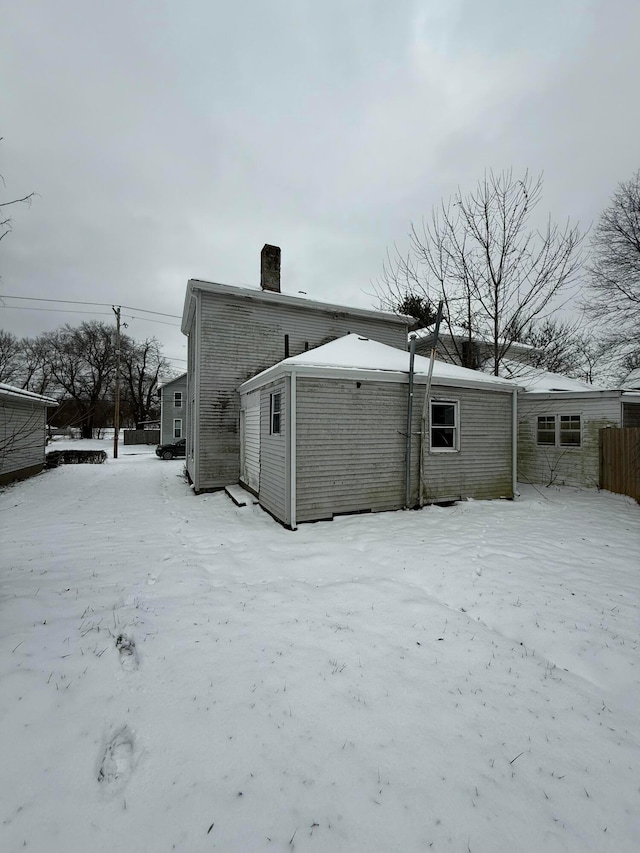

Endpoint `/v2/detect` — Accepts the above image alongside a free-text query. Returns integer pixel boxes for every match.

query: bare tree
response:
[519,317,611,383]
[46,321,116,438]
[0,138,35,245]
[376,170,584,374]
[582,169,640,368]
[0,330,22,384]
[120,336,170,427]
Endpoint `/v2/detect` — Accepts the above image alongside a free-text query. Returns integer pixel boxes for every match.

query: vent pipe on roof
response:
[261,244,281,293]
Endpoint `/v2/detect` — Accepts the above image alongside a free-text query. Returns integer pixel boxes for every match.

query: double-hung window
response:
[173,418,182,439]
[430,400,459,451]
[270,392,282,435]
[536,414,581,447]
[174,391,182,408]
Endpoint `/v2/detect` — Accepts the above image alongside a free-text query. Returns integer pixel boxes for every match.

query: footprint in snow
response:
[116,633,139,670]
[97,726,135,792]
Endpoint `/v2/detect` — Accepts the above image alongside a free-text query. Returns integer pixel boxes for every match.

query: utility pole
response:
[112,305,121,459]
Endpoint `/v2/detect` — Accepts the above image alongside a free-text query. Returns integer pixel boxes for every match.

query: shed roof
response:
[498,361,601,393]
[241,335,521,393]
[0,383,58,406]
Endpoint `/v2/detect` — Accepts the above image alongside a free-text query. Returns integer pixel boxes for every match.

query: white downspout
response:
[512,388,519,499]
[289,370,297,530]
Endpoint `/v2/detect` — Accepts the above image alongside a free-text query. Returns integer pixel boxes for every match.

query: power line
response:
[0,293,182,319]
[0,305,114,316]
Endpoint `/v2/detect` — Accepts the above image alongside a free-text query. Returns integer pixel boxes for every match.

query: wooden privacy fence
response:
[599,428,640,501]
[123,429,160,446]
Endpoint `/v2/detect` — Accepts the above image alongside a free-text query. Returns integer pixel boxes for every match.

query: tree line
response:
[377,168,640,383]
[0,322,173,437]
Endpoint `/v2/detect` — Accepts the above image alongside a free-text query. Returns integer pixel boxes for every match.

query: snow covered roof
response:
[242,335,520,392]
[621,367,640,391]
[498,361,599,393]
[0,383,58,406]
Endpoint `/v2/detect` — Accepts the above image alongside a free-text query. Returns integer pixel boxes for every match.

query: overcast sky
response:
[1,0,638,371]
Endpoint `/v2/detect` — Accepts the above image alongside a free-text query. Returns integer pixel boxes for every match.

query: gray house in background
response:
[516,366,640,487]
[239,335,519,528]
[0,383,57,486]
[181,245,411,493]
[159,373,188,445]
[414,324,535,371]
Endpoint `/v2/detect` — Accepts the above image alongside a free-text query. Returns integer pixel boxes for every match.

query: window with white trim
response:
[270,392,281,435]
[430,400,459,451]
[173,418,182,439]
[174,391,182,408]
[536,414,581,447]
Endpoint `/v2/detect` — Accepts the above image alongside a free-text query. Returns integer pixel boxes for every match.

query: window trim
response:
[270,391,282,435]
[430,399,459,453]
[174,391,183,408]
[173,418,183,439]
[536,414,582,448]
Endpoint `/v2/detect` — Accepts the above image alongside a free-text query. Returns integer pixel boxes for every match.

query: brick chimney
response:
[260,244,281,293]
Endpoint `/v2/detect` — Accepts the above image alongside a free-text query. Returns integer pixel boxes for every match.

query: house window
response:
[174,391,182,408]
[173,418,182,439]
[536,416,556,446]
[559,415,581,447]
[430,401,458,451]
[536,415,581,448]
[270,392,281,435]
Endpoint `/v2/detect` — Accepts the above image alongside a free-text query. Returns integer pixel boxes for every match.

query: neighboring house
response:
[0,384,57,486]
[159,373,188,445]
[238,334,520,528]
[414,324,535,370]
[181,245,411,492]
[515,365,640,487]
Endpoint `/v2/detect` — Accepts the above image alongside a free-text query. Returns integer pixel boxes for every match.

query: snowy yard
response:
[1,441,639,853]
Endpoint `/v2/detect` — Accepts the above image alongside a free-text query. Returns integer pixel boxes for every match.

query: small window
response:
[560,415,581,447]
[270,392,282,435]
[174,391,182,408]
[430,401,458,451]
[536,414,581,448]
[173,418,182,439]
[537,416,556,446]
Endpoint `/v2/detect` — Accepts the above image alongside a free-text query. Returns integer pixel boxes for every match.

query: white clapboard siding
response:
[0,398,47,481]
[240,390,261,492]
[258,381,288,523]
[518,394,621,487]
[194,291,408,490]
[293,378,513,523]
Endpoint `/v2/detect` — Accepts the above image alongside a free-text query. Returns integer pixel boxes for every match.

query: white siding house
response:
[159,373,188,445]
[181,246,411,493]
[515,367,640,487]
[0,384,57,485]
[239,335,520,528]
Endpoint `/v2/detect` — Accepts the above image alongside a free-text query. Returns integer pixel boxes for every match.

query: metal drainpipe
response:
[405,334,417,508]
[419,301,444,508]
[289,370,297,530]
[512,387,520,499]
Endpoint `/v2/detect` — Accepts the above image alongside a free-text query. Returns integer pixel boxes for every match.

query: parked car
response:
[155,438,186,460]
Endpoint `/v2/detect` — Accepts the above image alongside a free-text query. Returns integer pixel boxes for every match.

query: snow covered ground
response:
[1,439,639,853]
